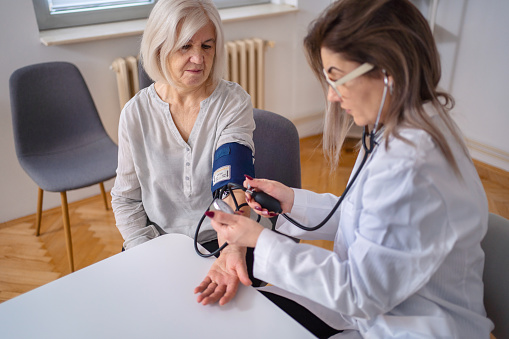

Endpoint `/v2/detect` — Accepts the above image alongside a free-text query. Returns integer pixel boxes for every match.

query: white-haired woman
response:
[111,0,257,306]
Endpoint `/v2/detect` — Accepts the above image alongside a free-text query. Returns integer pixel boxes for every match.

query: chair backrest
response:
[481,213,509,339]
[138,59,153,90]
[9,62,109,159]
[253,109,301,189]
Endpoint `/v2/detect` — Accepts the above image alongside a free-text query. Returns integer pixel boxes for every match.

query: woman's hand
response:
[243,176,295,217]
[194,244,251,306]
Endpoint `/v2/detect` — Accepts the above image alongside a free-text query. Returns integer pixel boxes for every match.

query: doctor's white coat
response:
[254,106,494,338]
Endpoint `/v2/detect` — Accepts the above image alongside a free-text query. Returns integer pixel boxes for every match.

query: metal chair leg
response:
[99,182,109,210]
[36,188,43,236]
[60,192,75,273]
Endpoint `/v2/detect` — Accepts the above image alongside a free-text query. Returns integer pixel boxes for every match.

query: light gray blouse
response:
[111,80,255,250]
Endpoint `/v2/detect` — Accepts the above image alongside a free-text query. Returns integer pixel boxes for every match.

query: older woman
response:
[206,0,494,337]
[111,0,256,306]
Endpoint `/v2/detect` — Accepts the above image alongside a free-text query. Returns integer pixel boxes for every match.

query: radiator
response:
[111,38,274,110]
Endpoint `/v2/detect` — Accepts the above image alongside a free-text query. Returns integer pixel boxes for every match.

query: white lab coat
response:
[254,105,494,338]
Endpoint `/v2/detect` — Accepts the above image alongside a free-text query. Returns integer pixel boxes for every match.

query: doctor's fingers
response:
[205,210,238,226]
[206,211,238,239]
[243,176,277,193]
[244,178,292,204]
[206,211,261,247]
[245,198,277,218]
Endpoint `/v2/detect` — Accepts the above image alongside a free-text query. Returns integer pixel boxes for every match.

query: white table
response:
[0,234,315,338]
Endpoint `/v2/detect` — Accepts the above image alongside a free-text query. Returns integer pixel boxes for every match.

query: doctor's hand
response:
[243,176,295,217]
[206,210,265,248]
[194,244,251,306]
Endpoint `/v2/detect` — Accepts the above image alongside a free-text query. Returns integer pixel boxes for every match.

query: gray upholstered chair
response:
[252,108,301,229]
[481,213,509,339]
[138,58,153,90]
[9,62,118,272]
[252,108,301,189]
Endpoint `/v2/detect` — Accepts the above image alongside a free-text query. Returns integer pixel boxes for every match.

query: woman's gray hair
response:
[140,0,225,86]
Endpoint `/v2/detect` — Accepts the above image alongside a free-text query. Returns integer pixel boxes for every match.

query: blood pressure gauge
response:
[212,199,234,214]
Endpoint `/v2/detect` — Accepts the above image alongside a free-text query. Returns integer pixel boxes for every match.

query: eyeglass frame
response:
[322,62,375,98]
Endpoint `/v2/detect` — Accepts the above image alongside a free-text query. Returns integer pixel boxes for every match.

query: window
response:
[32,0,271,31]
[214,0,269,9]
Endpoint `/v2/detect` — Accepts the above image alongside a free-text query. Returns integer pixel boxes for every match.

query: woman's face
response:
[168,21,216,90]
[321,47,391,127]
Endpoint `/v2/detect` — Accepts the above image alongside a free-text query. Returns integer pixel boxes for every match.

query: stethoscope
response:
[194,70,389,256]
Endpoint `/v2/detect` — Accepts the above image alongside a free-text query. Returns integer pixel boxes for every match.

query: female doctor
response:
[205,0,494,337]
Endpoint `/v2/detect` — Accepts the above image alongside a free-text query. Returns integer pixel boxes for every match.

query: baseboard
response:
[291,112,366,139]
[292,114,509,173]
[291,112,323,138]
[466,138,509,172]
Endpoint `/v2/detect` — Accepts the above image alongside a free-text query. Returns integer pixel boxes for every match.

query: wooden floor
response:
[1,134,508,304]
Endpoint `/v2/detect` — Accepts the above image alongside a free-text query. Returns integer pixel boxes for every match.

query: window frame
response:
[32,0,271,31]
[213,0,269,9]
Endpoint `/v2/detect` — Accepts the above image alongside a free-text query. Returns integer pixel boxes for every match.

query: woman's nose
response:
[190,49,204,64]
[327,86,342,103]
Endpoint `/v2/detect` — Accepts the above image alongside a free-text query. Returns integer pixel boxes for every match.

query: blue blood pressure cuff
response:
[211,142,255,194]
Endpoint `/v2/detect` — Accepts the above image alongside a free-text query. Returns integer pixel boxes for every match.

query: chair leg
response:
[99,182,109,210]
[35,188,43,236]
[60,192,75,273]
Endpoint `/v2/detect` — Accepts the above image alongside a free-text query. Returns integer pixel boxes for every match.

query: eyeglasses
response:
[322,63,374,98]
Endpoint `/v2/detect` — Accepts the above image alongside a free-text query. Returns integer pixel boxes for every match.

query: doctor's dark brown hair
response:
[304,0,466,173]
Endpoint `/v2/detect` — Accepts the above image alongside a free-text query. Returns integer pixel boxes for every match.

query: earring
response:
[389,82,394,95]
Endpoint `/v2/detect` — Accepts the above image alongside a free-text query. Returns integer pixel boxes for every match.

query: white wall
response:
[419,0,509,171]
[0,0,329,223]
[2,0,508,223]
